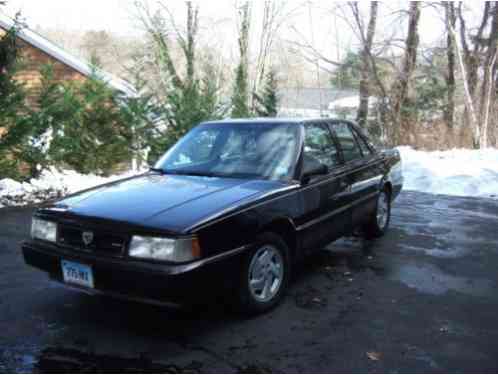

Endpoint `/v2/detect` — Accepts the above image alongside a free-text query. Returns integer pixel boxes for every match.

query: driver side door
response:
[297,123,352,254]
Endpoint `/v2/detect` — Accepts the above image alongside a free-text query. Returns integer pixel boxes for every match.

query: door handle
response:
[339,181,350,190]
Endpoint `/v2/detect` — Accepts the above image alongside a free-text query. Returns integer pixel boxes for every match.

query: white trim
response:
[0,14,137,97]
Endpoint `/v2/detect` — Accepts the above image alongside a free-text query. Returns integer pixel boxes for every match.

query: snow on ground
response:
[0,168,139,208]
[398,146,498,199]
[1,147,498,208]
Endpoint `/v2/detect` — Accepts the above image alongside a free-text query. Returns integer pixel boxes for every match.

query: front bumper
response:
[22,241,246,305]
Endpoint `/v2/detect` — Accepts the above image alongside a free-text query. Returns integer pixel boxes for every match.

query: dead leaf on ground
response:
[366,351,382,361]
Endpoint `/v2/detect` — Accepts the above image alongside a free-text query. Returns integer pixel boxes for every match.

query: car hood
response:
[44,173,291,233]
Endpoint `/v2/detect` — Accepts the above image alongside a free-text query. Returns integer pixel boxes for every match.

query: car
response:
[22,118,403,314]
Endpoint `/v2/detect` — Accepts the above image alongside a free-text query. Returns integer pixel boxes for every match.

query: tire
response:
[364,188,391,239]
[236,232,291,315]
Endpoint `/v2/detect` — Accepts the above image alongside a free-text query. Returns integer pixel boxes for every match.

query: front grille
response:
[58,224,127,257]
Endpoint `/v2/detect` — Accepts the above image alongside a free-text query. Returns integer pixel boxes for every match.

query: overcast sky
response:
[0,1,480,65]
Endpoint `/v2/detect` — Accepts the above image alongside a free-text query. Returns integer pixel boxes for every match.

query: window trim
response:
[300,122,343,178]
[350,126,371,158]
[349,124,376,157]
[328,121,364,164]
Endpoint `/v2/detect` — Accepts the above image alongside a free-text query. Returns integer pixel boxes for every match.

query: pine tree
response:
[62,68,133,175]
[0,19,30,180]
[254,69,279,117]
[141,2,225,162]
[119,61,166,170]
[36,65,133,176]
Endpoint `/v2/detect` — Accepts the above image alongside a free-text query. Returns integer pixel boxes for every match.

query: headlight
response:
[31,218,57,242]
[129,236,201,263]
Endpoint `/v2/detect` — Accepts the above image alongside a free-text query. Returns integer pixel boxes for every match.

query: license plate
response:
[61,260,94,288]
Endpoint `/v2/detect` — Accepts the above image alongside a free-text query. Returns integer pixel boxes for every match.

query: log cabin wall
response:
[0,26,87,109]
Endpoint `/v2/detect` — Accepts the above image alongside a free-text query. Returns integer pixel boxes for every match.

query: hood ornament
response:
[82,231,94,246]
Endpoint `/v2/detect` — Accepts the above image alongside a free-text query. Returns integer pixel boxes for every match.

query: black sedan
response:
[23,119,403,314]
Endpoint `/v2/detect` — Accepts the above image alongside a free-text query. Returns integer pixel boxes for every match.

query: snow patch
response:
[399,146,498,199]
[0,168,140,207]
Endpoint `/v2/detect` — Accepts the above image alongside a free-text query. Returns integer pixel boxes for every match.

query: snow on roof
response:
[0,14,137,97]
[279,88,356,111]
[328,95,378,110]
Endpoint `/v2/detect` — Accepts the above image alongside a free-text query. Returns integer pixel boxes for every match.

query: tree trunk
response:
[185,2,199,86]
[457,2,493,148]
[450,20,480,147]
[444,2,456,129]
[481,51,498,148]
[357,2,378,129]
[478,3,498,148]
[391,2,421,145]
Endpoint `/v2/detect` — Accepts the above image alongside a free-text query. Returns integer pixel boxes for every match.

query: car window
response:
[331,123,363,162]
[171,128,219,166]
[303,124,340,172]
[156,123,300,180]
[352,129,373,157]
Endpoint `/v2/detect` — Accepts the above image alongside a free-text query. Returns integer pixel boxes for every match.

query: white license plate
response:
[61,260,94,288]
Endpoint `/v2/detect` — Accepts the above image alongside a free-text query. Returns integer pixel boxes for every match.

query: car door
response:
[297,123,352,253]
[329,122,383,228]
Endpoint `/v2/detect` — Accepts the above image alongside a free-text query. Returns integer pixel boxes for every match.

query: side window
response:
[353,130,373,157]
[303,124,340,172]
[331,123,363,162]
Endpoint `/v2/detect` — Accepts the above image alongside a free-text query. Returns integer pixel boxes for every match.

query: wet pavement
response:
[1,191,498,373]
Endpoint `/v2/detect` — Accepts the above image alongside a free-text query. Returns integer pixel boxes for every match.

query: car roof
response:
[201,118,357,126]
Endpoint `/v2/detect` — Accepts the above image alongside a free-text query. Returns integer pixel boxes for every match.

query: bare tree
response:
[342,3,422,144]
[349,2,378,128]
[253,1,282,93]
[449,17,479,147]
[478,3,498,148]
[453,2,498,148]
[390,2,421,145]
[444,2,456,129]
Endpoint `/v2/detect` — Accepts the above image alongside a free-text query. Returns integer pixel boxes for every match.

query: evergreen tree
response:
[330,51,362,90]
[26,65,81,176]
[34,65,133,176]
[149,66,224,163]
[119,62,165,170]
[142,2,225,162]
[0,19,30,180]
[254,69,279,117]
[59,69,133,175]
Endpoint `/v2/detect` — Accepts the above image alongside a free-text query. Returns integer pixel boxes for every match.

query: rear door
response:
[297,123,352,252]
[329,122,382,227]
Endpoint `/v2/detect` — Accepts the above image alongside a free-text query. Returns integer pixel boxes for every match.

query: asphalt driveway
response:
[1,191,498,373]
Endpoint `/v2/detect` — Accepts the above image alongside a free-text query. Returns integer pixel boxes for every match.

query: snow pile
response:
[0,168,138,208]
[399,146,498,199]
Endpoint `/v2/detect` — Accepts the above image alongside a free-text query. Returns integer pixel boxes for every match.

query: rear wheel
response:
[236,233,290,315]
[364,188,391,238]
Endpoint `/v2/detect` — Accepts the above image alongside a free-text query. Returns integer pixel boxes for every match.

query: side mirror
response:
[301,163,328,184]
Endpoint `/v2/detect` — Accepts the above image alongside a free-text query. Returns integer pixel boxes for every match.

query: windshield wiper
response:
[151,168,219,178]
[149,167,166,175]
[171,170,220,178]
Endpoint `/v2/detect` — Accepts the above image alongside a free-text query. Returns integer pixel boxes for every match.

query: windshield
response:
[155,122,301,180]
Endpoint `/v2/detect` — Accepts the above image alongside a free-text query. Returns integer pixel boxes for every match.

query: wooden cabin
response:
[0,14,136,108]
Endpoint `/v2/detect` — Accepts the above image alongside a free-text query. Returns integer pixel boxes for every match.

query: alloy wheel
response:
[376,191,389,229]
[248,245,284,303]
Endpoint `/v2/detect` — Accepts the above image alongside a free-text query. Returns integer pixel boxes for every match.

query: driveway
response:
[1,191,498,373]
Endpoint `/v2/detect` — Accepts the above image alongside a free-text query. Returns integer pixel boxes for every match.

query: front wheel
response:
[236,233,290,315]
[364,189,391,238]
